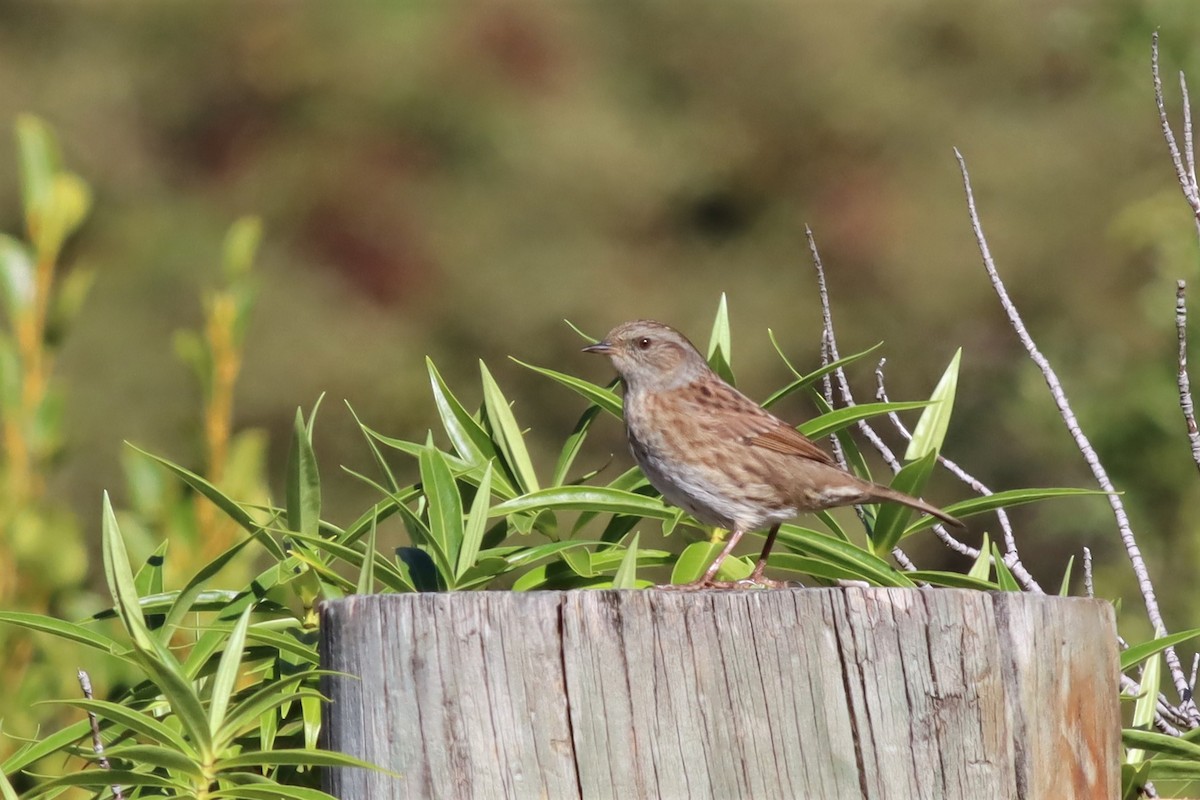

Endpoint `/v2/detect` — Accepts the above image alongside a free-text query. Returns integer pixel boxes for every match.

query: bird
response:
[583,319,963,587]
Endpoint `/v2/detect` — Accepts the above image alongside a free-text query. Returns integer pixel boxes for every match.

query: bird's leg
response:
[700,526,745,584]
[748,524,782,583]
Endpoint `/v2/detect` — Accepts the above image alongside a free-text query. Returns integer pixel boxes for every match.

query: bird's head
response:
[583,320,710,391]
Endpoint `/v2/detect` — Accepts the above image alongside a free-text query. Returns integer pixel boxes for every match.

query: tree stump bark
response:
[319,589,1119,799]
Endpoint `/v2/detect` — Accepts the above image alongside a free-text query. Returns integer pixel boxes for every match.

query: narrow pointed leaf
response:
[512,358,622,418]
[905,348,961,460]
[706,293,736,384]
[797,401,930,439]
[480,361,540,492]
[102,492,154,651]
[356,517,378,594]
[903,487,1108,536]
[427,357,497,464]
[1058,555,1075,596]
[493,486,674,519]
[968,533,992,581]
[420,446,465,575]
[456,462,493,580]
[870,451,937,556]
[208,606,253,734]
[762,342,884,408]
[612,533,640,589]
[286,408,321,536]
[1120,627,1200,671]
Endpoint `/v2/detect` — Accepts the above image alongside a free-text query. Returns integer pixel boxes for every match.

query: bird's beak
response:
[582,341,613,355]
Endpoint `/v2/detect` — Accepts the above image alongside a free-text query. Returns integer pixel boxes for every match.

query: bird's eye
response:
[636,337,652,350]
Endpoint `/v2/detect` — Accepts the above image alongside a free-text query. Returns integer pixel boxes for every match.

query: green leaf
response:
[456,462,493,580]
[764,553,863,583]
[761,342,884,409]
[162,536,257,643]
[560,547,595,578]
[286,407,321,536]
[797,400,930,439]
[904,348,960,460]
[127,444,285,559]
[27,770,182,793]
[0,611,127,658]
[216,748,384,772]
[612,533,640,589]
[40,698,191,753]
[492,486,674,519]
[870,451,937,556]
[991,543,1020,591]
[101,492,155,651]
[706,293,736,384]
[1122,761,1152,800]
[905,570,999,590]
[512,358,623,419]
[1127,646,1162,765]
[420,445,465,578]
[903,487,1107,536]
[1121,729,1200,759]
[772,525,914,587]
[1140,758,1200,780]
[356,517,378,594]
[1120,627,1200,671]
[968,533,992,581]
[0,758,17,800]
[426,357,499,465]
[345,401,400,493]
[670,541,721,584]
[480,360,540,492]
[552,403,603,486]
[208,606,253,735]
[97,744,203,776]
[1058,555,1075,596]
[133,649,215,760]
[1,718,92,774]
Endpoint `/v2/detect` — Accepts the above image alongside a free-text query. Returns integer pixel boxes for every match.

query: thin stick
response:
[78,669,124,800]
[955,148,1193,715]
[1175,282,1200,473]
[1083,546,1094,598]
[1153,32,1200,217]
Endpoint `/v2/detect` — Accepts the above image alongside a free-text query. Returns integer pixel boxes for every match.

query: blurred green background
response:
[1,0,1199,657]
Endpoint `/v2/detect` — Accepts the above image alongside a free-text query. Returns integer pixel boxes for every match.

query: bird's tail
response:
[867,484,965,529]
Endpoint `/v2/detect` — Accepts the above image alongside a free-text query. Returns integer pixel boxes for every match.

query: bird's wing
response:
[745,423,836,466]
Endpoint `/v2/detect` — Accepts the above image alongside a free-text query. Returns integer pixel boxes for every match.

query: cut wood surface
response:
[319,589,1119,799]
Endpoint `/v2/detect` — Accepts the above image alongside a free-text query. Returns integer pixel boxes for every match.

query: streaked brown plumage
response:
[584,319,963,586]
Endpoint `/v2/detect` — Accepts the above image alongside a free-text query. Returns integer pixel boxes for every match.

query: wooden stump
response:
[319,589,1119,799]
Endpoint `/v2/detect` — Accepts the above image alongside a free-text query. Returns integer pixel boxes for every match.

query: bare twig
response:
[955,148,1194,717]
[1083,546,1094,598]
[78,669,124,800]
[1174,282,1200,473]
[1153,32,1200,220]
[805,228,930,569]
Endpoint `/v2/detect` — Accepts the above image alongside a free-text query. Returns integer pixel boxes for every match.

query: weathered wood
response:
[319,589,1119,799]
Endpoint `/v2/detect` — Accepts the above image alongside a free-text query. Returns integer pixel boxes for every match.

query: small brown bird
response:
[584,319,963,587]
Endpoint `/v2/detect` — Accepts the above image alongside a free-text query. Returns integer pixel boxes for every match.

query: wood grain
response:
[320,589,1119,799]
